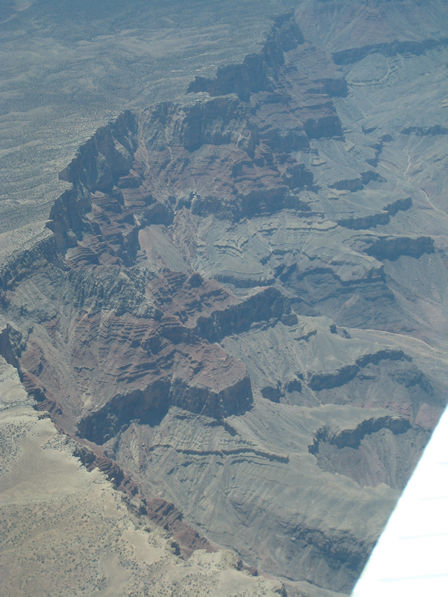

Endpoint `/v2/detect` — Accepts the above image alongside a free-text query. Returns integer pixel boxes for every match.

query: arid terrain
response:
[1,2,448,596]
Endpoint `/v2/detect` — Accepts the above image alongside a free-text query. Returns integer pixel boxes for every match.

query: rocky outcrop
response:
[329,170,385,193]
[72,443,216,558]
[180,97,251,152]
[0,324,24,370]
[308,417,430,489]
[303,114,343,139]
[285,263,400,330]
[188,13,304,100]
[366,134,393,168]
[195,287,289,342]
[287,522,372,590]
[1,8,447,597]
[338,212,390,230]
[308,349,410,392]
[317,78,348,97]
[144,497,214,557]
[309,365,360,391]
[49,111,138,253]
[18,302,254,438]
[58,111,138,191]
[261,385,282,402]
[384,197,412,215]
[401,125,448,136]
[355,349,410,368]
[333,36,448,65]
[364,236,435,261]
[309,416,411,453]
[0,236,59,296]
[338,198,412,230]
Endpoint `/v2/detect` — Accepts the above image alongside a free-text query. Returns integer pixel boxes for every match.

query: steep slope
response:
[0,354,284,596]
[0,0,296,260]
[1,3,448,596]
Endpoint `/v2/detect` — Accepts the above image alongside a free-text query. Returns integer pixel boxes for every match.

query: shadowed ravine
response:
[1,3,448,596]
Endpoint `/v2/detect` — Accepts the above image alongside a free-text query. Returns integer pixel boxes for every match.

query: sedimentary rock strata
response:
[1,3,448,595]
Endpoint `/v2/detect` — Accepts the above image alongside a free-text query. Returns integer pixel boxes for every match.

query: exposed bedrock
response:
[339,197,413,230]
[1,7,448,596]
[49,186,142,267]
[72,444,216,558]
[0,236,60,296]
[135,96,320,220]
[284,265,404,330]
[338,212,390,230]
[67,266,155,317]
[180,98,252,152]
[303,114,343,139]
[384,197,412,216]
[58,111,138,192]
[308,349,410,391]
[143,497,215,558]
[195,287,291,342]
[47,112,137,264]
[17,299,254,435]
[0,324,24,371]
[309,416,411,452]
[304,348,442,426]
[308,416,430,489]
[401,125,448,136]
[329,170,385,193]
[365,134,393,168]
[363,236,435,261]
[332,36,448,65]
[260,125,309,153]
[188,13,304,100]
[285,524,372,591]
[308,364,360,391]
[78,372,252,445]
[39,9,344,246]
[48,111,138,253]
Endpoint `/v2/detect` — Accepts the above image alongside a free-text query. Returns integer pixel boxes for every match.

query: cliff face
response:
[1,4,448,596]
[188,14,305,100]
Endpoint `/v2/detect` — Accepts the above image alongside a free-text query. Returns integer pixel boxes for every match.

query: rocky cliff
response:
[1,3,448,596]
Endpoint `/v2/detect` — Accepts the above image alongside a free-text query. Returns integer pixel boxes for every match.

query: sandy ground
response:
[0,354,283,596]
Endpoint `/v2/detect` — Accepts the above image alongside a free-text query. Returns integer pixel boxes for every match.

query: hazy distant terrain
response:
[0,0,294,256]
[1,2,448,596]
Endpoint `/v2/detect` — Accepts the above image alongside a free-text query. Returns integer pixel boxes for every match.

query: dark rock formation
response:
[309,365,360,391]
[309,417,430,489]
[384,197,412,216]
[1,6,447,597]
[195,287,288,342]
[338,199,412,230]
[401,125,448,136]
[329,171,385,193]
[188,13,304,100]
[333,36,448,65]
[338,212,390,230]
[309,416,411,454]
[0,324,24,370]
[364,236,435,261]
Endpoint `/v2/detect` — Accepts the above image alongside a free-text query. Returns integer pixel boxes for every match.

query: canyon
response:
[1,2,448,596]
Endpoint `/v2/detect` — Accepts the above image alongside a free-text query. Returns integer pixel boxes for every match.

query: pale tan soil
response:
[0,355,283,597]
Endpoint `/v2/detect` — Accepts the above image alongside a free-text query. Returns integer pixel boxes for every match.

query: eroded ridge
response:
[1,7,448,596]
